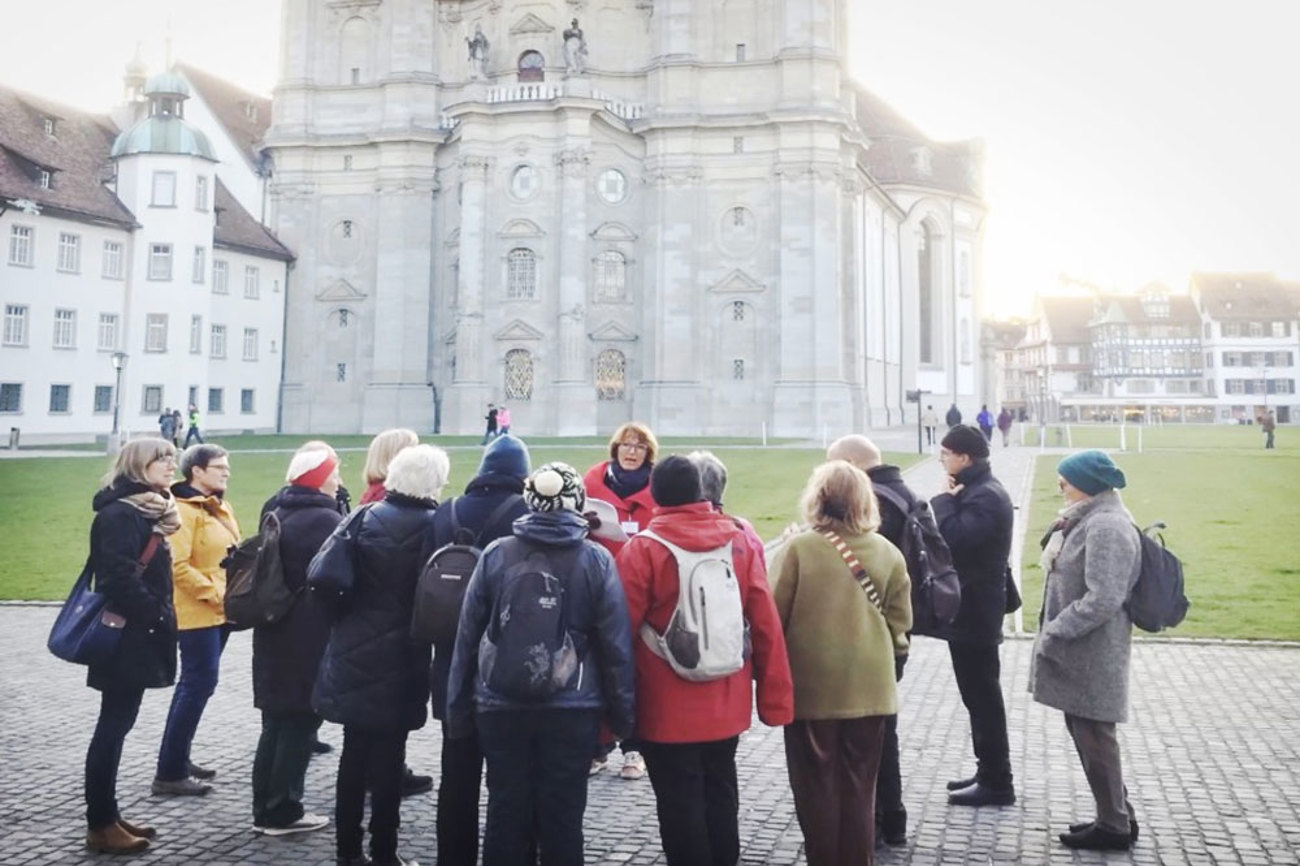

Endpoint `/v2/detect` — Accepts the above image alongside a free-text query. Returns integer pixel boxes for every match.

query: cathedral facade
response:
[267,0,987,437]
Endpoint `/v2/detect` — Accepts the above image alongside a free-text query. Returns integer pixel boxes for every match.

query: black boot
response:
[878,808,908,846]
[1059,825,1132,850]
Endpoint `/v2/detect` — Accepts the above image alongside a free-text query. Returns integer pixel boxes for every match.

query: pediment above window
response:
[590,221,638,242]
[499,218,545,239]
[588,321,638,342]
[509,13,555,35]
[316,278,367,302]
[494,319,545,341]
[709,269,765,294]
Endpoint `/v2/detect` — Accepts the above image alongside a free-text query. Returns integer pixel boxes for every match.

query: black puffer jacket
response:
[426,472,528,721]
[253,486,343,715]
[867,464,920,550]
[930,460,1014,645]
[313,492,437,732]
[86,480,178,692]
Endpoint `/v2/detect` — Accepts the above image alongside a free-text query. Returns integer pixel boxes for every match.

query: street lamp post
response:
[109,351,128,454]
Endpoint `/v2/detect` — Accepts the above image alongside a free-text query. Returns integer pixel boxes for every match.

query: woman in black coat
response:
[84,438,181,855]
[312,445,449,866]
[250,447,345,836]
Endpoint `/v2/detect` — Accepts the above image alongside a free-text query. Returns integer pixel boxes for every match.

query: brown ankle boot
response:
[86,823,149,854]
[117,818,157,839]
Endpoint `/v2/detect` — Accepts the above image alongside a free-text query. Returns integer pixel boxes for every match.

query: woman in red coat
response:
[582,421,659,779]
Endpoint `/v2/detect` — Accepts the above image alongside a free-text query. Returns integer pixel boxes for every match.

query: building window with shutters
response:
[596,349,626,401]
[241,389,255,413]
[504,349,534,400]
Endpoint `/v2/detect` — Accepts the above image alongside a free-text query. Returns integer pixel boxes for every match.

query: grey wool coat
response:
[1030,490,1142,723]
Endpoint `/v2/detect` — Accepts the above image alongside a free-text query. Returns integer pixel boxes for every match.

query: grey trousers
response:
[1063,714,1134,834]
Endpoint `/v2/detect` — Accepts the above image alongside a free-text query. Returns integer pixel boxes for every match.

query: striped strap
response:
[818,529,885,616]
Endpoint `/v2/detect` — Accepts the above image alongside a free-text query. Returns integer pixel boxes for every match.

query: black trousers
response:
[477,708,598,866]
[438,720,485,866]
[640,737,741,866]
[875,714,903,816]
[336,726,407,861]
[252,711,321,828]
[85,687,145,830]
[948,642,1013,789]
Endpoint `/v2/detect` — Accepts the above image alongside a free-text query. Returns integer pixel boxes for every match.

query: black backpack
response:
[478,539,582,702]
[410,496,521,644]
[873,485,962,637]
[1127,522,1189,633]
[223,511,295,631]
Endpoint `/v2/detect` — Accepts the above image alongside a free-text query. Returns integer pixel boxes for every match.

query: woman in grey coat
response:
[1031,450,1141,852]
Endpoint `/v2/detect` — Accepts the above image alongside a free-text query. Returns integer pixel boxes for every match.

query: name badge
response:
[621,521,640,536]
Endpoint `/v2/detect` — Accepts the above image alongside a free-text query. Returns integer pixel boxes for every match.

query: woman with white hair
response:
[313,444,450,866]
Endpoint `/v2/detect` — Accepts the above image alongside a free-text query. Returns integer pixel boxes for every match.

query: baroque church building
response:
[268,0,987,437]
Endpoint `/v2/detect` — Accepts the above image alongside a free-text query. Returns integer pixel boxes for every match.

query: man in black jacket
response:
[931,424,1016,807]
[426,434,531,866]
[826,434,918,845]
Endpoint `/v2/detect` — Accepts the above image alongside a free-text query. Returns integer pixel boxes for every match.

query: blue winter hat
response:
[1057,450,1126,496]
[476,434,531,480]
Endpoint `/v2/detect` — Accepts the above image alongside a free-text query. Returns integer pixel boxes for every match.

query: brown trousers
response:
[1064,714,1134,834]
[784,716,887,866]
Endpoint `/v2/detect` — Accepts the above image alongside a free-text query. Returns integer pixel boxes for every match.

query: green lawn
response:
[1019,447,1300,640]
[1020,422,1284,451]
[0,441,916,601]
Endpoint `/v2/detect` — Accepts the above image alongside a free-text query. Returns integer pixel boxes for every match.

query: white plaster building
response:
[267,0,987,436]
[0,66,291,444]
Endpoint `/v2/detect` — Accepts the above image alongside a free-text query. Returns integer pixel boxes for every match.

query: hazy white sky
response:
[2,0,1297,317]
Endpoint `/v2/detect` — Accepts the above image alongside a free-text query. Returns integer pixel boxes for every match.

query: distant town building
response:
[0,62,290,444]
[999,275,1300,424]
[267,0,988,436]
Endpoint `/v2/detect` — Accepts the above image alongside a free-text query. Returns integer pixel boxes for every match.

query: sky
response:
[1,0,1297,318]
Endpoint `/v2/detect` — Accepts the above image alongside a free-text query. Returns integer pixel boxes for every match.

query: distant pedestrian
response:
[932,425,1016,807]
[997,407,1014,447]
[1262,410,1276,449]
[921,405,939,446]
[158,408,176,443]
[496,405,511,435]
[183,405,204,447]
[976,405,995,441]
[945,403,962,429]
[360,429,420,505]
[83,439,181,855]
[170,410,183,448]
[482,404,499,445]
[1033,450,1140,851]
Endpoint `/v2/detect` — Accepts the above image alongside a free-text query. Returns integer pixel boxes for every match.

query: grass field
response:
[0,440,917,601]
[1019,422,1282,451]
[1018,444,1300,641]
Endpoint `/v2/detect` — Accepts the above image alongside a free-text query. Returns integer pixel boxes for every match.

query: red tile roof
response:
[850,82,982,198]
[213,177,292,262]
[176,63,271,167]
[0,85,136,228]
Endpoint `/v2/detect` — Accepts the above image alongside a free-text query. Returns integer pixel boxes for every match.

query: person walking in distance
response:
[921,405,940,446]
[976,405,995,442]
[1262,410,1276,449]
[931,425,1017,807]
[1034,450,1141,851]
[996,407,1014,447]
[83,439,181,854]
[496,405,511,436]
[183,405,204,447]
[158,408,176,444]
[482,404,499,445]
[152,444,239,796]
[945,403,963,429]
[824,434,920,846]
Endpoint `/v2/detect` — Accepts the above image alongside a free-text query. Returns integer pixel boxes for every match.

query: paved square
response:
[3,604,1299,865]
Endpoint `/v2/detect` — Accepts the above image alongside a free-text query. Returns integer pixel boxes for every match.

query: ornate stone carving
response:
[645,165,703,187]
[458,154,495,177]
[554,148,592,178]
[466,24,490,80]
[563,19,588,77]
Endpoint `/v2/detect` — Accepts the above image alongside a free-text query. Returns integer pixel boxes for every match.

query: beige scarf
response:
[1037,498,1089,575]
[122,490,182,537]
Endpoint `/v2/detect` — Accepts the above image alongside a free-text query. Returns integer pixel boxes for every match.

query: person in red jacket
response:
[583,422,659,558]
[615,455,794,866]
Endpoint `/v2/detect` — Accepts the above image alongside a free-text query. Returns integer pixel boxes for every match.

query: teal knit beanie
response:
[1057,450,1126,496]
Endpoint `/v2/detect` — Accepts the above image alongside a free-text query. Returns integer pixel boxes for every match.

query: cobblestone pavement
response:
[3,605,1299,865]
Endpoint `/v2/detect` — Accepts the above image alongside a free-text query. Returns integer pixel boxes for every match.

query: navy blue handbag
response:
[48,535,161,666]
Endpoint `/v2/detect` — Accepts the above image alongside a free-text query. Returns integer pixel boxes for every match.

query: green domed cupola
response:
[111,69,216,161]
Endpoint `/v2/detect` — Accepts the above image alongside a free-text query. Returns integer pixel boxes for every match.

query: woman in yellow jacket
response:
[152,444,240,796]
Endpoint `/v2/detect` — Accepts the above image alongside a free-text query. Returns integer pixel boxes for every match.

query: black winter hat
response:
[650,455,702,507]
[941,424,990,459]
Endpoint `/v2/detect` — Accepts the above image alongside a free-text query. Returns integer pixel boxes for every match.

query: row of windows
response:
[499,248,627,301]
[150,172,209,211]
[1223,378,1296,395]
[1217,351,1294,367]
[8,226,263,294]
[0,383,257,415]
[1216,321,1292,338]
[1,305,271,358]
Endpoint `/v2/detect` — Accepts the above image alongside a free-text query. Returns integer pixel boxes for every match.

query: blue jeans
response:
[85,688,144,829]
[156,626,226,781]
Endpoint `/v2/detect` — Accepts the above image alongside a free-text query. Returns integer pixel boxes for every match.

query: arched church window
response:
[732,301,745,322]
[518,51,545,82]
[733,359,745,380]
[918,224,935,364]
[507,248,537,300]
[596,349,627,401]
[594,251,626,301]
[338,309,349,328]
[505,349,534,400]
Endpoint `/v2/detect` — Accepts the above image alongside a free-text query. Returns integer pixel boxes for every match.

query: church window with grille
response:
[594,251,626,301]
[732,301,745,322]
[596,349,626,401]
[338,309,349,327]
[504,349,534,400]
[732,207,746,227]
[733,359,745,380]
[507,248,537,300]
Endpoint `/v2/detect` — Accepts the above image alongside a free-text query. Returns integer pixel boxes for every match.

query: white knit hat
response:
[285,448,339,489]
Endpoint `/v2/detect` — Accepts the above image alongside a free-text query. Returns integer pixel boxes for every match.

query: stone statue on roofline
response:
[563,18,587,76]
[467,23,490,80]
